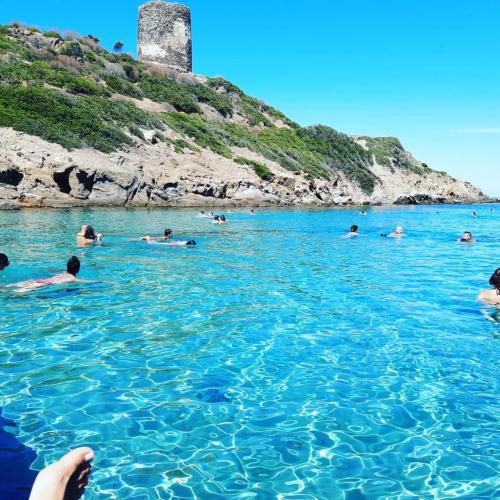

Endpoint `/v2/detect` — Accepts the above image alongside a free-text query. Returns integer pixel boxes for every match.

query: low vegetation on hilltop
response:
[0,24,433,193]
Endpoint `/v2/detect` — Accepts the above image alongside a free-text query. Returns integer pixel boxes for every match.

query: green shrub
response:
[163,112,231,156]
[0,85,163,152]
[300,126,378,192]
[139,76,200,113]
[207,77,244,96]
[240,95,273,127]
[43,31,62,39]
[190,84,233,116]
[128,124,145,139]
[234,157,274,180]
[104,75,143,99]
[27,27,40,33]
[59,40,84,59]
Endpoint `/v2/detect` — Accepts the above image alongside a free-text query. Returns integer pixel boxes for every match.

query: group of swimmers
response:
[1,209,499,499]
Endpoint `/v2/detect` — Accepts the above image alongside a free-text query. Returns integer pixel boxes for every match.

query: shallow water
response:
[0,205,499,499]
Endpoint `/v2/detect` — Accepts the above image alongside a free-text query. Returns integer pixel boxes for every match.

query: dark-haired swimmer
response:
[8,256,84,293]
[77,225,102,247]
[478,268,500,306]
[212,215,226,224]
[141,236,196,247]
[342,225,359,238]
[459,231,475,243]
[0,253,10,271]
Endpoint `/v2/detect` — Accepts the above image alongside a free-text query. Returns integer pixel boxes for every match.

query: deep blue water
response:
[0,205,499,498]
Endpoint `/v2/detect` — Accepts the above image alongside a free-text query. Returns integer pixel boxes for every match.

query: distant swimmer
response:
[212,215,227,224]
[0,253,10,271]
[342,225,359,238]
[478,268,500,307]
[389,226,406,238]
[141,235,196,247]
[459,231,475,243]
[250,209,256,215]
[77,225,102,246]
[197,211,213,218]
[359,210,367,216]
[472,211,477,218]
[8,256,83,292]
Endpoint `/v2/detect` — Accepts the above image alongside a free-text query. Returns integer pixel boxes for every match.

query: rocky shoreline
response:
[0,128,487,210]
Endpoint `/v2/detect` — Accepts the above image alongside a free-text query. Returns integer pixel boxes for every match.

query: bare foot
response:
[29,447,94,500]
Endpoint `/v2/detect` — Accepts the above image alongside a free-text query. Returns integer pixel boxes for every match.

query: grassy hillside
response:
[0,24,433,193]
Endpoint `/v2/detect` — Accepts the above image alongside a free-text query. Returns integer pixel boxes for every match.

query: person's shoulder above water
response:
[387,226,405,238]
[342,225,359,238]
[0,253,10,271]
[478,268,500,306]
[77,225,102,246]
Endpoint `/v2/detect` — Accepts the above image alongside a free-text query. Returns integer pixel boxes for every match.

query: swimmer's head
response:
[462,231,472,241]
[84,225,96,241]
[186,240,196,246]
[0,253,10,270]
[489,268,500,292]
[66,256,80,276]
[164,229,173,239]
[350,225,358,233]
[395,226,403,234]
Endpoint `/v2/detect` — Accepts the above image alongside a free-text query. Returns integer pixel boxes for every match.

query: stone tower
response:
[138,1,192,73]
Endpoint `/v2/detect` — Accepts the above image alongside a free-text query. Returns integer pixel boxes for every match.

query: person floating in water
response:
[140,229,196,246]
[459,231,475,243]
[478,268,500,307]
[389,226,406,238]
[212,215,227,224]
[471,211,477,218]
[0,253,9,271]
[359,210,367,216]
[342,225,359,238]
[29,447,94,500]
[77,225,102,247]
[8,256,83,292]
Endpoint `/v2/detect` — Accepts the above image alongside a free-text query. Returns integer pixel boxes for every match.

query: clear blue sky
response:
[1,0,499,196]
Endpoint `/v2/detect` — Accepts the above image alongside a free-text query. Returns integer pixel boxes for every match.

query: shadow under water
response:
[0,409,38,500]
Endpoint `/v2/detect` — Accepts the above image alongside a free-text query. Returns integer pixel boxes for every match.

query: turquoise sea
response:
[0,205,499,499]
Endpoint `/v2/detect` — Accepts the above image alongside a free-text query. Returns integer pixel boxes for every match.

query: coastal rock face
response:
[0,128,484,209]
[138,1,192,73]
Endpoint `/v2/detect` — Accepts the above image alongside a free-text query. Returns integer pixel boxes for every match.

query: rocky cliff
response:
[0,25,485,209]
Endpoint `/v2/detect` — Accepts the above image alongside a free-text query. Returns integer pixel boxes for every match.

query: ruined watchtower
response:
[138,1,192,73]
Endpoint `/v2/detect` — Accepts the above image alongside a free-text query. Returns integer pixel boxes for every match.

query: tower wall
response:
[138,1,192,73]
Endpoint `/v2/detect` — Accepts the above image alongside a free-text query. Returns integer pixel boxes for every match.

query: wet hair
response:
[164,229,173,238]
[186,240,196,246]
[221,215,226,221]
[84,225,97,241]
[489,268,500,293]
[350,225,358,233]
[0,253,9,270]
[66,256,81,276]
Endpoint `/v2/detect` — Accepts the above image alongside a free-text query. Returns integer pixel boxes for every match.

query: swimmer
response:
[472,211,477,218]
[29,447,94,500]
[212,215,227,224]
[8,256,83,292]
[459,231,475,243]
[250,209,256,215]
[359,210,367,216]
[342,225,359,238]
[477,268,500,307]
[141,235,196,247]
[77,225,102,247]
[388,226,406,238]
[0,253,9,271]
